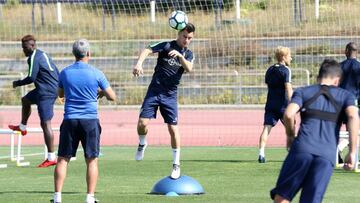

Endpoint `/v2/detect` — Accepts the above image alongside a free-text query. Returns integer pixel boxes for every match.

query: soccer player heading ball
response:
[133,23,195,179]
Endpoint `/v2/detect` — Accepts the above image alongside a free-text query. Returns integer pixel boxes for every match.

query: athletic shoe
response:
[85,198,99,203]
[38,159,57,168]
[258,155,266,163]
[135,143,147,161]
[170,164,181,179]
[50,199,60,203]
[8,125,27,136]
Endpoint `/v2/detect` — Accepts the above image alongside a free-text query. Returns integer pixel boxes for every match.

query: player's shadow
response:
[0,191,81,195]
[333,169,359,174]
[183,160,284,163]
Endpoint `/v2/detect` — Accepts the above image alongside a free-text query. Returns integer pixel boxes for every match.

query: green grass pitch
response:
[0,146,359,203]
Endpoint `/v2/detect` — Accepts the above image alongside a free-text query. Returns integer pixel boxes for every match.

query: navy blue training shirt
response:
[290,84,356,165]
[265,64,291,112]
[148,40,194,92]
[340,58,360,100]
[15,49,59,97]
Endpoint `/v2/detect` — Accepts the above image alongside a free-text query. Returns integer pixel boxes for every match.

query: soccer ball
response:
[169,10,188,31]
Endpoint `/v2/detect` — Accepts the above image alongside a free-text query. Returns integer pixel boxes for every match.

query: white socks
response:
[139,134,147,145]
[53,192,61,203]
[172,148,180,165]
[86,193,95,203]
[48,152,56,161]
[53,192,95,203]
[19,124,26,131]
[259,148,265,157]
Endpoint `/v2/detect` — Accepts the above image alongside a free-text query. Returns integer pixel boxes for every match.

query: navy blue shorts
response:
[58,119,101,158]
[25,89,56,122]
[140,88,178,125]
[263,110,284,126]
[270,152,333,203]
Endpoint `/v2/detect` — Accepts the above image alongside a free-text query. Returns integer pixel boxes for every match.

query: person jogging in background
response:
[258,46,293,163]
[9,35,59,168]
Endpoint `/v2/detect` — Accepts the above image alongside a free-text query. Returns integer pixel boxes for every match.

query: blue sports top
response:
[58,61,110,119]
[14,49,59,97]
[290,84,356,165]
[265,64,291,112]
[148,40,194,92]
[340,58,360,100]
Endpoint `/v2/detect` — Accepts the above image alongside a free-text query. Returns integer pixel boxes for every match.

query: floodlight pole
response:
[150,0,156,23]
[32,2,35,33]
[294,0,304,24]
[214,0,223,28]
[56,2,62,24]
[40,2,45,26]
[315,0,320,20]
[110,0,116,30]
[102,3,106,32]
[235,0,240,20]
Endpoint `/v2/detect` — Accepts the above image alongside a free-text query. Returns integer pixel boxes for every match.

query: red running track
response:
[0,108,288,147]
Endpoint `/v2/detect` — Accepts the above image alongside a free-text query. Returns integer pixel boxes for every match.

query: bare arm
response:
[344,106,359,170]
[283,103,300,150]
[133,48,152,77]
[98,87,116,101]
[285,82,293,101]
[168,50,193,72]
[103,87,116,101]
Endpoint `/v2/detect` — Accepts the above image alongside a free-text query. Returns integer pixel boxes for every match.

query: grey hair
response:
[72,39,90,59]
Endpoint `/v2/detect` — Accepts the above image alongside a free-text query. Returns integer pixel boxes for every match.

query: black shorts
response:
[58,119,101,158]
[263,110,284,126]
[270,152,333,202]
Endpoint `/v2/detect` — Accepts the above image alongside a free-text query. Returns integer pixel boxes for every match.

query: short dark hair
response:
[21,35,36,43]
[345,42,357,57]
[180,23,195,33]
[318,59,342,79]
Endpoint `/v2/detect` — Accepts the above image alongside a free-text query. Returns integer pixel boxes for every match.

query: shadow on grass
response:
[0,191,81,195]
[183,160,284,163]
[333,169,359,174]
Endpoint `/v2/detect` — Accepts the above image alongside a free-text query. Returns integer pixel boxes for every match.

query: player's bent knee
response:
[138,118,149,129]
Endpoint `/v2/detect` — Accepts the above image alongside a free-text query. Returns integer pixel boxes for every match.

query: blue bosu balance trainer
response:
[151,175,205,195]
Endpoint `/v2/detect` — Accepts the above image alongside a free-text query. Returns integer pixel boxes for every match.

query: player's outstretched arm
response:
[344,105,359,170]
[133,48,152,77]
[283,103,300,150]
